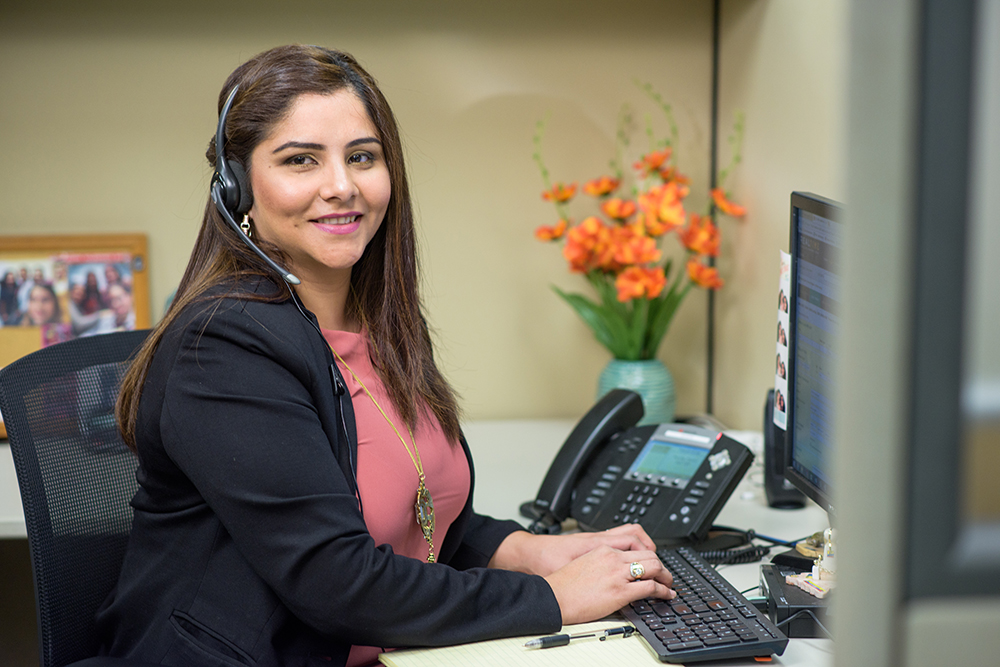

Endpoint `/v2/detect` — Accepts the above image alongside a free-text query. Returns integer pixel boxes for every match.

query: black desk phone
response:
[528,389,753,545]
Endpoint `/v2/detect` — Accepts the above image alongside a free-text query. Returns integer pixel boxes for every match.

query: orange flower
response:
[534,219,568,241]
[542,182,577,203]
[638,182,688,235]
[609,224,661,268]
[658,166,691,185]
[583,175,621,197]
[687,258,724,289]
[615,266,667,302]
[601,198,637,221]
[679,213,721,257]
[563,216,613,273]
[633,148,672,174]
[711,187,747,217]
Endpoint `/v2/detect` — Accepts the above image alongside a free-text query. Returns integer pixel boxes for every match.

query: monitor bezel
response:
[784,191,843,518]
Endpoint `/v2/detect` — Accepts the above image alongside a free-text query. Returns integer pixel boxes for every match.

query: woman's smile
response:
[312,213,362,234]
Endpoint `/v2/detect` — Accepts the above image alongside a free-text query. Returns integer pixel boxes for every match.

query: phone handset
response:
[528,389,644,535]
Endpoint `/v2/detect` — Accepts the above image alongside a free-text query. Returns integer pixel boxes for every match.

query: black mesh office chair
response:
[0,330,158,667]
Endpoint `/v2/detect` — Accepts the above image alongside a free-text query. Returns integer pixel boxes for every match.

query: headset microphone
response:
[211,85,301,286]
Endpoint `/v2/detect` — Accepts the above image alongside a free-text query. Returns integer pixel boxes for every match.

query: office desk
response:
[463,419,834,667]
[1,421,834,665]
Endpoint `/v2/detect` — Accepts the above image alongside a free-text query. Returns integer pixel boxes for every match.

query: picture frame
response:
[0,233,150,439]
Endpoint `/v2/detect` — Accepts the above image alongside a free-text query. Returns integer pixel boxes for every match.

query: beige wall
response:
[0,0,846,429]
[714,0,848,428]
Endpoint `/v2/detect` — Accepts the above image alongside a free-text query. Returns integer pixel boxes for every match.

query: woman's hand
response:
[489,524,658,576]
[542,545,676,625]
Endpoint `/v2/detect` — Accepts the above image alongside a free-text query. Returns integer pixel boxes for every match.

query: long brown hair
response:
[118,45,461,449]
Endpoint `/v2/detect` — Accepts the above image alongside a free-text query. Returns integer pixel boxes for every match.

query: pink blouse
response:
[321,329,470,667]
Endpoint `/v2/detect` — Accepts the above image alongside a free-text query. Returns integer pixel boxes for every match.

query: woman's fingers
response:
[625,553,675,590]
[601,523,658,551]
[543,546,675,625]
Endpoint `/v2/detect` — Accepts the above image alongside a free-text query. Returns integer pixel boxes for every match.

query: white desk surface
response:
[1,420,834,664]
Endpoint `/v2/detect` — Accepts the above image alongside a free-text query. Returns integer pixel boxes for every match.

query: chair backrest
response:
[0,330,151,667]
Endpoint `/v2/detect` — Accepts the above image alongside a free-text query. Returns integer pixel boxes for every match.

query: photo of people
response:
[773,250,791,431]
[0,259,63,328]
[0,253,138,346]
[62,253,137,337]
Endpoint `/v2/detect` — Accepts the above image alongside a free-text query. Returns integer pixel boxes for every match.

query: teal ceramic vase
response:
[597,359,676,425]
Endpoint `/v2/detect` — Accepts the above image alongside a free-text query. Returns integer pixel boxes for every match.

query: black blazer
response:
[97,280,560,667]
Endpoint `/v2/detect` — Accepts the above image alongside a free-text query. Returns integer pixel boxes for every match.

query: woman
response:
[101,45,674,667]
[77,271,106,315]
[0,271,19,324]
[19,283,61,326]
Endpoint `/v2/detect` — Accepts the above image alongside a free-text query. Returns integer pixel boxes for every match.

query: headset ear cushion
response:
[228,160,253,215]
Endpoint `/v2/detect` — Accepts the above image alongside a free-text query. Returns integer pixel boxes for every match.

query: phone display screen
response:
[627,439,710,485]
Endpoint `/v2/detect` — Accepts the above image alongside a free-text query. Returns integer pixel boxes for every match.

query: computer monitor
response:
[784,192,843,518]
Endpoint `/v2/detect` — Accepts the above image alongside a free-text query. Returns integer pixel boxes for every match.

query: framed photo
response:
[0,234,150,439]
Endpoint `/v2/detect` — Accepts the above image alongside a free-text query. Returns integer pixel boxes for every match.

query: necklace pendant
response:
[415,480,436,562]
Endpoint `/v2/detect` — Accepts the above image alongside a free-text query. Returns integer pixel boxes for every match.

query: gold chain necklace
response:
[328,344,436,563]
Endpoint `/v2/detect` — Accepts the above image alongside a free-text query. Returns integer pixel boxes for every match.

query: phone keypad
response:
[612,483,663,524]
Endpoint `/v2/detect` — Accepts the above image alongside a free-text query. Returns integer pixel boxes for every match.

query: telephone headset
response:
[211,84,347,397]
[210,85,301,287]
[210,85,358,502]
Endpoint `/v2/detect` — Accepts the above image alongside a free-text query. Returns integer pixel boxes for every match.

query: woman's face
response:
[108,284,132,323]
[248,90,391,284]
[27,286,56,324]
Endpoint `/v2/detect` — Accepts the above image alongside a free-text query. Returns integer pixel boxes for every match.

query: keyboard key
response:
[631,601,652,614]
[650,602,675,617]
[666,641,705,652]
[704,636,741,646]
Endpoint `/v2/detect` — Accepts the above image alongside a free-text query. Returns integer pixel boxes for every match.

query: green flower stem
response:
[553,269,696,361]
[533,118,572,220]
[637,80,679,161]
[716,111,745,190]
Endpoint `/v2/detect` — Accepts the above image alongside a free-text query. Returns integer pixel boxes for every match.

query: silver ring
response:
[630,561,645,580]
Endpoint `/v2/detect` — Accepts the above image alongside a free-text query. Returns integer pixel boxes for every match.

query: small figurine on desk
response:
[785,527,837,599]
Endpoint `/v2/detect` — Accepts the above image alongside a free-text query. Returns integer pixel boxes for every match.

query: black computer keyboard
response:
[621,546,788,663]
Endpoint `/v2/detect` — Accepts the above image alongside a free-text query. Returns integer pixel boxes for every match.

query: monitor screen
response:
[785,192,843,516]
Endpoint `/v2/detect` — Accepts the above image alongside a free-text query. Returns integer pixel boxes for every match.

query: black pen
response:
[523,625,635,649]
